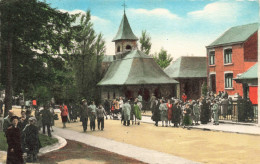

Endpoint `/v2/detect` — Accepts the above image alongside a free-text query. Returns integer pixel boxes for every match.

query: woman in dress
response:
[166,99,173,127]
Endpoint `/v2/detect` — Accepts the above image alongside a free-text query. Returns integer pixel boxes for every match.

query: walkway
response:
[52,127,199,164]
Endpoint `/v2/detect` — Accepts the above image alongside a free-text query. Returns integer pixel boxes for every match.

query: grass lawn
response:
[0,131,58,151]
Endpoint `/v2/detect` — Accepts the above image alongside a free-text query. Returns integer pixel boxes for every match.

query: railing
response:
[218,102,258,124]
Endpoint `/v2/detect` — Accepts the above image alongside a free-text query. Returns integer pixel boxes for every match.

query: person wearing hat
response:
[23,117,41,162]
[80,99,89,132]
[3,110,14,135]
[6,115,24,164]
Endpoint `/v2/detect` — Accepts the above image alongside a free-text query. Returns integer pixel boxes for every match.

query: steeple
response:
[112,13,138,42]
[113,6,138,55]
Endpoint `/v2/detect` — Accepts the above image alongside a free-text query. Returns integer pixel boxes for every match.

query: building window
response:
[209,51,215,65]
[224,49,232,64]
[126,45,132,50]
[117,46,120,52]
[225,73,233,88]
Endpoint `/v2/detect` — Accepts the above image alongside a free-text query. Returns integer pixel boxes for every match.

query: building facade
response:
[98,12,178,102]
[164,56,207,100]
[206,23,258,97]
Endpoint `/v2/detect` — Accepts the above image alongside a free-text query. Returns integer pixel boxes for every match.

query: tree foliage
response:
[153,48,173,69]
[69,10,106,104]
[0,0,76,115]
[139,30,152,55]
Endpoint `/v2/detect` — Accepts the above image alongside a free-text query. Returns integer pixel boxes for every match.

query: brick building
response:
[206,23,258,97]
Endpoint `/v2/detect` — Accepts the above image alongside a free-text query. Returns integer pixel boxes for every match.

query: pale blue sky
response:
[44,0,258,60]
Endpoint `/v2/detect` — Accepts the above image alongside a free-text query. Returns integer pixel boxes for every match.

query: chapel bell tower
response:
[112,5,138,55]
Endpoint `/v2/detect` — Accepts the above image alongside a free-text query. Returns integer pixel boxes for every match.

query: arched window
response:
[117,46,120,52]
[126,45,132,50]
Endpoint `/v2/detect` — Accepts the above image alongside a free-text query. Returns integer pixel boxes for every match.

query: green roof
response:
[112,13,138,42]
[207,23,258,48]
[164,56,207,78]
[235,63,258,80]
[98,50,178,86]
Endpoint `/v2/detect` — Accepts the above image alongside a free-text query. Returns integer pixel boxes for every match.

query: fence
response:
[218,102,258,124]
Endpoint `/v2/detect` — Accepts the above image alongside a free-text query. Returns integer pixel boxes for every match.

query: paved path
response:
[52,127,199,164]
[141,116,260,135]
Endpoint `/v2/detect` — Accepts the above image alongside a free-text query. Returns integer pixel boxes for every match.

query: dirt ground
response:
[8,107,260,164]
[39,139,145,164]
[54,117,260,164]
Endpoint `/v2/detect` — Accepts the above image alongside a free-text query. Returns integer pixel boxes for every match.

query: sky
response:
[43,0,259,60]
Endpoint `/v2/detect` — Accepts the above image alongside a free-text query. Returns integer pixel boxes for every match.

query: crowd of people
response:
[2,103,55,163]
[1,90,254,163]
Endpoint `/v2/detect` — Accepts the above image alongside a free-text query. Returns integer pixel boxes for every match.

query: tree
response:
[153,48,173,69]
[139,30,152,55]
[70,10,105,104]
[201,82,208,97]
[0,0,75,116]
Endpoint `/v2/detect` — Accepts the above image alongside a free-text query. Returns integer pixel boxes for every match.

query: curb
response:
[38,134,67,156]
[140,116,260,136]
[189,126,260,136]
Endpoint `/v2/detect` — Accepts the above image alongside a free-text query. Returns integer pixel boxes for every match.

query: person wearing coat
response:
[193,101,200,125]
[152,99,160,126]
[80,100,89,132]
[133,101,142,125]
[6,116,24,164]
[149,93,156,113]
[23,117,41,162]
[60,103,68,128]
[96,104,107,130]
[122,100,131,126]
[41,104,52,137]
[166,99,173,127]
[221,98,229,118]
[88,101,97,131]
[172,101,182,127]
[212,100,219,125]
[183,103,192,128]
[159,99,168,127]
[3,110,14,135]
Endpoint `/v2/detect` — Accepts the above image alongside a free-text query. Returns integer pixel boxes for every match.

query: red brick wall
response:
[244,32,258,61]
[208,43,257,97]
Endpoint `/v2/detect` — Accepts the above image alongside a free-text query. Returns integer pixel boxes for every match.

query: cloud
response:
[128,8,181,20]
[188,2,241,23]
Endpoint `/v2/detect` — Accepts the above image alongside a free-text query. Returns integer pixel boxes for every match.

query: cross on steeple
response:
[122,0,127,14]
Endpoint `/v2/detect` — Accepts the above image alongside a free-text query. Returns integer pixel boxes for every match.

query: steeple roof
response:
[112,13,138,42]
